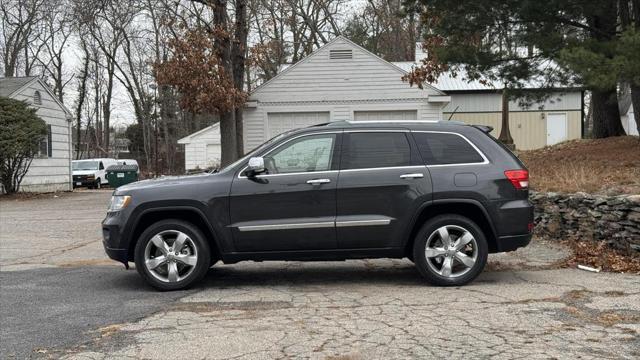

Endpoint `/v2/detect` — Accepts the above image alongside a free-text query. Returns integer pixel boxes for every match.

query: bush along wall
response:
[530,191,640,254]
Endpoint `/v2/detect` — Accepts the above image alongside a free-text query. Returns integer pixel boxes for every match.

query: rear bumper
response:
[495,233,532,252]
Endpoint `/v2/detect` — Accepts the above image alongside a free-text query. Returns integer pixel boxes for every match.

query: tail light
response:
[504,169,529,190]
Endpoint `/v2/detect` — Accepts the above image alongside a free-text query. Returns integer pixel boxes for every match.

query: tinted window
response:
[265,134,335,174]
[342,132,411,169]
[413,132,484,165]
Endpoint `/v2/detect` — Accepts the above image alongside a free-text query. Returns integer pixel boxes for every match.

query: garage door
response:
[267,112,330,137]
[353,110,418,121]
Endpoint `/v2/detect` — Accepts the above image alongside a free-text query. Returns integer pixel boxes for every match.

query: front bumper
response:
[73,176,96,187]
[102,212,130,264]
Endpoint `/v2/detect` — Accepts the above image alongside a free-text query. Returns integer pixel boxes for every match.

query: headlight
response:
[108,195,131,212]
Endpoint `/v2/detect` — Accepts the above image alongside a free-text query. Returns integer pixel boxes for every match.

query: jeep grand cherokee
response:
[102,121,533,291]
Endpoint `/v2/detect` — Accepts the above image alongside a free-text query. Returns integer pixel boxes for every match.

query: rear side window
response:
[342,132,411,169]
[413,132,485,165]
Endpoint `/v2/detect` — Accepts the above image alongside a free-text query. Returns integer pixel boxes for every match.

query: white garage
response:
[242,36,450,152]
[353,110,418,121]
[177,123,222,172]
[267,112,330,138]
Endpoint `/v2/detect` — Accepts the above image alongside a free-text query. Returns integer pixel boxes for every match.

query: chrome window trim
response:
[340,165,426,173]
[346,120,438,124]
[237,131,341,178]
[411,130,490,167]
[343,129,409,133]
[335,219,391,227]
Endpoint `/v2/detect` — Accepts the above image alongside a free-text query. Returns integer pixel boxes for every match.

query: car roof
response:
[72,158,116,162]
[291,120,489,135]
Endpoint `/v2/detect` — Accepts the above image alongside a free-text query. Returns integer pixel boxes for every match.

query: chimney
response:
[415,42,427,63]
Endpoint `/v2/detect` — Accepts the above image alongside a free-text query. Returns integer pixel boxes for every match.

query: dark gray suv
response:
[102,121,533,290]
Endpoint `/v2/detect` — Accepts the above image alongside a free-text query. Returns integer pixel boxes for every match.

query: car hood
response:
[116,173,213,192]
[73,170,97,176]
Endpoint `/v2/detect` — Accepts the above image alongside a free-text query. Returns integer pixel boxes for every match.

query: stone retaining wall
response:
[530,191,640,253]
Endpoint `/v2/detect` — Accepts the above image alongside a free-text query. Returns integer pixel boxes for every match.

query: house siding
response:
[10,81,72,192]
[444,110,582,150]
[443,91,583,113]
[180,125,222,171]
[243,37,445,152]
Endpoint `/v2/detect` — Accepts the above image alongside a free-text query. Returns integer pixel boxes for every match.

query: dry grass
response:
[518,136,640,194]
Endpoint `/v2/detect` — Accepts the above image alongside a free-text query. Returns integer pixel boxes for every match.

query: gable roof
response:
[177,123,220,144]
[0,76,37,97]
[251,35,445,96]
[0,76,73,118]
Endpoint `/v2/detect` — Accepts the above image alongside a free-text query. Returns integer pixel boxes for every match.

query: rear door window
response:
[341,132,411,170]
[413,132,485,165]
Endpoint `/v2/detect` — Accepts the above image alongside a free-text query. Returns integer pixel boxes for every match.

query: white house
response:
[179,36,586,170]
[242,36,450,151]
[178,36,449,171]
[177,123,222,171]
[0,76,73,192]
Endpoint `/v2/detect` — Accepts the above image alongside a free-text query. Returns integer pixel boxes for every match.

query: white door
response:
[546,113,567,146]
[353,110,418,121]
[267,112,330,137]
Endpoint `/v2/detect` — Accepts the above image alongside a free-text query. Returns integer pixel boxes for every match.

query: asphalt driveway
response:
[1,191,639,359]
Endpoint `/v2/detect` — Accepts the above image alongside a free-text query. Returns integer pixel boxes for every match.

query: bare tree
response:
[36,1,74,103]
[0,0,46,76]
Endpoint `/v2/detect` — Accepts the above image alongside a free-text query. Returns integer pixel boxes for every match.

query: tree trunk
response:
[591,88,626,138]
[219,111,237,166]
[212,0,238,164]
[631,85,640,136]
[498,88,515,149]
[232,0,248,157]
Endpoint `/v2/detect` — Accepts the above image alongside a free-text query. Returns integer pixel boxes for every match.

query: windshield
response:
[73,161,99,171]
[216,130,295,173]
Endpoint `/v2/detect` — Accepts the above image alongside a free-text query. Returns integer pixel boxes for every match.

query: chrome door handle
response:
[306,178,331,185]
[400,173,424,179]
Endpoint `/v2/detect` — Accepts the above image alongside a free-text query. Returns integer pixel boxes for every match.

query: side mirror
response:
[246,157,265,176]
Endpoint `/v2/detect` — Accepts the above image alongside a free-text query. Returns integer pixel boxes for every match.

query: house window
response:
[38,124,52,158]
[34,90,42,105]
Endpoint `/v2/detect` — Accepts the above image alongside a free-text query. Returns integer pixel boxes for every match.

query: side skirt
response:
[220,248,405,264]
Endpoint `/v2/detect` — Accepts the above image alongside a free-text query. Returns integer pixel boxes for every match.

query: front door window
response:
[264,134,336,174]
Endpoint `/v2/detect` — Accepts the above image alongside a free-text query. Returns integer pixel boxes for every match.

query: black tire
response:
[412,214,488,286]
[95,178,101,189]
[134,219,211,291]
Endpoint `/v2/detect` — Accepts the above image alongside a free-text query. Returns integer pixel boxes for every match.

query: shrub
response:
[0,97,47,194]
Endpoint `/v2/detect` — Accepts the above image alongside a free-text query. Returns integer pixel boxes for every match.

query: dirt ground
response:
[518,136,640,194]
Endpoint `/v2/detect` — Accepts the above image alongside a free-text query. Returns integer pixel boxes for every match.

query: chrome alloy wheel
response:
[144,230,198,283]
[425,225,478,278]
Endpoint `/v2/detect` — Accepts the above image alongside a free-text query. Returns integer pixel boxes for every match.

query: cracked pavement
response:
[1,191,639,359]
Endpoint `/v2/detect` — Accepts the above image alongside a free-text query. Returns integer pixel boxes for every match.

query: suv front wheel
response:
[134,219,211,291]
[413,214,488,286]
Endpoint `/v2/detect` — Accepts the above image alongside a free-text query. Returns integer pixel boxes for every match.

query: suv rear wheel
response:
[134,219,211,291]
[413,214,488,286]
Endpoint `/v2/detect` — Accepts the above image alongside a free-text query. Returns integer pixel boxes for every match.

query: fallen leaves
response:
[564,239,640,274]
